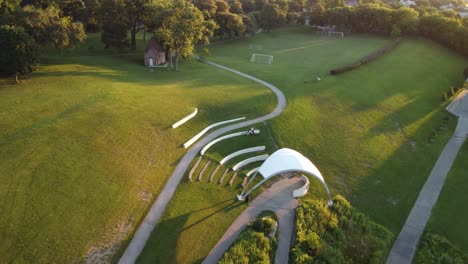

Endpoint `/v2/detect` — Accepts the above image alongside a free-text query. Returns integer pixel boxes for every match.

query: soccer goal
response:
[328,31,344,37]
[250,54,273,64]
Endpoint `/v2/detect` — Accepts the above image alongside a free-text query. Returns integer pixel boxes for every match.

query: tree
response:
[0,25,38,80]
[19,4,86,49]
[255,0,268,10]
[215,0,230,12]
[392,7,419,35]
[241,0,255,12]
[123,0,154,50]
[0,0,20,24]
[324,0,344,9]
[194,0,217,17]
[260,3,286,31]
[310,0,326,25]
[97,0,154,50]
[156,0,217,70]
[241,13,258,35]
[230,0,244,14]
[98,0,129,51]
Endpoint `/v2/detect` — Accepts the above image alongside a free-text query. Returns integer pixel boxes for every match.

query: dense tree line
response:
[2,0,467,77]
[322,5,468,56]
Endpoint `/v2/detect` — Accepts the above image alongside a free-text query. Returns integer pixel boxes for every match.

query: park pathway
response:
[386,90,468,264]
[202,177,303,264]
[118,60,286,264]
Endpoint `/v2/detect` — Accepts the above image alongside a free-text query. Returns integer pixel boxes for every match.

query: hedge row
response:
[330,38,401,75]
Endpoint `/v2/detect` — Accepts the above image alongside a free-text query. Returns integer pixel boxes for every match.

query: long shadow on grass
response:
[137,198,243,264]
[347,107,457,234]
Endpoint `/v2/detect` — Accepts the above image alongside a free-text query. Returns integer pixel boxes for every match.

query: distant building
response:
[144,37,166,67]
[345,0,359,7]
[400,0,416,7]
[439,3,455,11]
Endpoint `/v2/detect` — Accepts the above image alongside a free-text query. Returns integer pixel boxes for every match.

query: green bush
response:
[290,195,393,263]
[219,215,278,264]
[330,39,401,75]
[464,67,468,79]
[414,233,468,264]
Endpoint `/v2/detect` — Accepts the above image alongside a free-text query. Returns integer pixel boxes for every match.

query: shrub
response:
[414,233,468,264]
[330,38,401,75]
[464,67,468,79]
[391,25,401,39]
[291,195,393,263]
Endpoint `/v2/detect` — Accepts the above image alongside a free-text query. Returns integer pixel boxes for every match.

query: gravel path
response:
[202,177,303,264]
[118,60,286,264]
[386,90,468,264]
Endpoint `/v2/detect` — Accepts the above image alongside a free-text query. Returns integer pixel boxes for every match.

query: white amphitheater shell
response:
[219,146,266,165]
[200,130,260,156]
[172,108,198,129]
[232,154,269,172]
[238,148,333,206]
[183,117,246,148]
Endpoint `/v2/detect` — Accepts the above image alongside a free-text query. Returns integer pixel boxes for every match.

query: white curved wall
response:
[220,146,266,165]
[246,167,259,177]
[200,130,260,155]
[293,175,310,198]
[232,155,269,172]
[171,108,198,129]
[183,117,246,148]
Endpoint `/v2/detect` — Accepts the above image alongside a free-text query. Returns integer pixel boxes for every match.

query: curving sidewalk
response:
[202,177,302,264]
[118,60,286,264]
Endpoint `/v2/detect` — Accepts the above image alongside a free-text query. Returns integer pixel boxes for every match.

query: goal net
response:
[250,54,273,64]
[328,31,344,37]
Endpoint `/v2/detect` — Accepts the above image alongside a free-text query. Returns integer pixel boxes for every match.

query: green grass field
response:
[1,26,467,263]
[416,142,468,257]
[0,34,276,263]
[206,26,467,232]
[139,26,467,264]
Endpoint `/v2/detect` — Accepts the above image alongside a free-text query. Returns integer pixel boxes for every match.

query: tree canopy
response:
[0,25,38,77]
[155,0,217,70]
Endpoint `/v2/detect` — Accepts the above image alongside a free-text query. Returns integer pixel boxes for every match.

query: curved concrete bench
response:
[183,117,246,148]
[220,146,266,165]
[172,108,198,129]
[246,167,259,177]
[232,154,269,172]
[293,175,310,198]
[200,130,259,155]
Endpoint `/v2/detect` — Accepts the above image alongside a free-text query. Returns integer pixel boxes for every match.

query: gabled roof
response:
[145,37,164,53]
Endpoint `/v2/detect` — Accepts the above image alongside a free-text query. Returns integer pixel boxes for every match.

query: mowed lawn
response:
[0,35,276,262]
[206,26,467,234]
[139,27,467,264]
[422,142,468,254]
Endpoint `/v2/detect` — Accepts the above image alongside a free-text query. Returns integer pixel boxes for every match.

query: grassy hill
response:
[0,34,275,263]
[138,26,467,263]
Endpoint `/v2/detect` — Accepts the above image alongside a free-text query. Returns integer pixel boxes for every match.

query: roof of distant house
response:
[145,38,164,53]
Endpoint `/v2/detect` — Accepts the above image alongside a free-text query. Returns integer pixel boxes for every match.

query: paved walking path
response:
[118,60,286,264]
[386,90,468,264]
[202,177,303,264]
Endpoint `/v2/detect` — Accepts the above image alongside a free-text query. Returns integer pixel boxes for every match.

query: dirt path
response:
[118,60,286,264]
[386,90,468,264]
[202,177,303,264]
